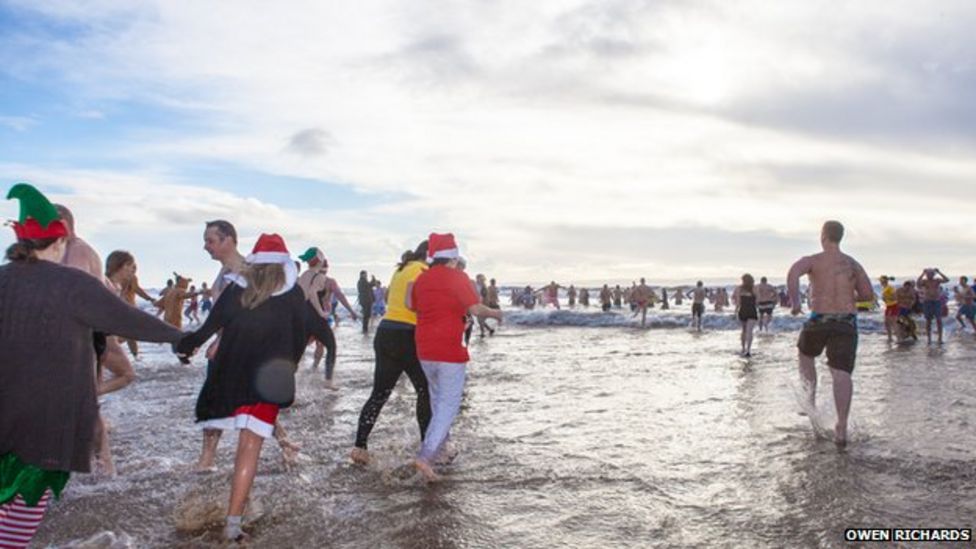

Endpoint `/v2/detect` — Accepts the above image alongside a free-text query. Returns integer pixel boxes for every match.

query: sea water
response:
[34,306,976,548]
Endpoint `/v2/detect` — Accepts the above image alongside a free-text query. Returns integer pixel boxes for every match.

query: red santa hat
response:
[427,232,460,263]
[225,233,298,294]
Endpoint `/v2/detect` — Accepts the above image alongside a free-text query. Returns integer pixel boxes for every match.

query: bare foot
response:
[350,447,370,465]
[413,458,440,482]
[278,439,301,468]
[325,379,339,391]
[194,454,217,473]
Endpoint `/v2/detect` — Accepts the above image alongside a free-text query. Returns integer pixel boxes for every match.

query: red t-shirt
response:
[412,265,481,363]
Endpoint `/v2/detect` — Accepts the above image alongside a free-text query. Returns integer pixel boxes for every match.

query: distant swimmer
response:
[879,276,898,342]
[673,287,683,306]
[357,270,374,335]
[579,287,590,307]
[755,276,778,332]
[895,281,919,342]
[613,285,623,309]
[185,284,201,324]
[733,274,759,357]
[787,221,873,446]
[688,281,707,331]
[519,286,536,309]
[600,284,613,312]
[660,287,669,310]
[486,278,501,310]
[567,285,577,307]
[917,268,950,344]
[200,281,213,316]
[953,276,976,333]
[632,278,652,327]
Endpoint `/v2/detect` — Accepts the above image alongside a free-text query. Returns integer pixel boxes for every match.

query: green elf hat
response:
[6,183,68,240]
[298,246,325,265]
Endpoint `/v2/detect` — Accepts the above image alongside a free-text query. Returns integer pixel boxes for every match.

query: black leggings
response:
[354,325,430,449]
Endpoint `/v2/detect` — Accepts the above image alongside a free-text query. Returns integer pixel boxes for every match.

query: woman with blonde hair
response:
[177,233,331,542]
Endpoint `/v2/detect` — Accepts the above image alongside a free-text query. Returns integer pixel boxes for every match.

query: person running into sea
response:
[410,233,502,481]
[372,281,386,319]
[673,287,683,306]
[567,285,577,307]
[732,274,759,357]
[612,285,623,309]
[953,276,976,333]
[54,203,134,477]
[105,250,158,359]
[176,233,332,542]
[879,276,898,342]
[599,284,613,312]
[200,281,213,316]
[297,247,358,388]
[357,270,374,334]
[632,278,652,327]
[519,286,536,309]
[917,268,950,344]
[0,184,183,548]
[787,221,873,446]
[185,284,201,324]
[660,287,669,310]
[688,281,707,331]
[351,241,432,465]
[579,287,590,307]
[486,278,501,311]
[895,281,919,342]
[542,281,562,309]
[755,276,778,332]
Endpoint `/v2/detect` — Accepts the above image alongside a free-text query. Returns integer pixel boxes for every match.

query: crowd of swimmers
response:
[1,183,972,547]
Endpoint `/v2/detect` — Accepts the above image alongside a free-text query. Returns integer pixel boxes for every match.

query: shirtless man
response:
[756,276,778,332]
[687,281,707,331]
[894,281,919,342]
[486,278,501,309]
[54,204,134,476]
[660,288,669,310]
[631,278,653,327]
[953,276,976,333]
[917,268,950,344]
[579,287,590,307]
[612,285,623,309]
[787,221,873,446]
[567,285,577,308]
[673,287,683,306]
[297,247,358,389]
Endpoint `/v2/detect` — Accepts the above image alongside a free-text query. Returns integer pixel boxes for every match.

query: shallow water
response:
[34,308,976,548]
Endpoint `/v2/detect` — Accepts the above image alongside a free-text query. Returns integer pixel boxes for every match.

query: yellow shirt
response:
[383,261,428,325]
[882,285,896,306]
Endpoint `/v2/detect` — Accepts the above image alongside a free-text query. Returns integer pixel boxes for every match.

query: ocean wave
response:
[500,307,892,333]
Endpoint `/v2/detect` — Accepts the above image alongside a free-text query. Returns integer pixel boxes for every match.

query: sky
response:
[1,0,974,287]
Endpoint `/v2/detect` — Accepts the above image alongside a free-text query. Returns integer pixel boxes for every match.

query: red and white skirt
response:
[198,403,279,438]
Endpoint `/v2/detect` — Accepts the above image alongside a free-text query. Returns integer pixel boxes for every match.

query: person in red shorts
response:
[410,233,502,482]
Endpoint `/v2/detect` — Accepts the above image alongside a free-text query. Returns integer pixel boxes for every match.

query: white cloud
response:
[2,0,975,282]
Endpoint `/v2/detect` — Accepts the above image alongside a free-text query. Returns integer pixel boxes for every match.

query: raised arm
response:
[787,256,812,314]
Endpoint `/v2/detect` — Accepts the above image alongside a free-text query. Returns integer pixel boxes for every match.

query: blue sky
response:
[2,0,975,287]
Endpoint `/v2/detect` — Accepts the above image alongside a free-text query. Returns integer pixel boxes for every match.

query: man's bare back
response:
[789,251,872,314]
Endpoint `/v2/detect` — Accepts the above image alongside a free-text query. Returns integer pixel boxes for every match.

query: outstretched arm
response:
[176,285,237,355]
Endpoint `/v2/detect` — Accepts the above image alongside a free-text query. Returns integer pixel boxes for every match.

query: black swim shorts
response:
[797,317,858,374]
[758,302,776,314]
[93,331,108,362]
[692,302,705,317]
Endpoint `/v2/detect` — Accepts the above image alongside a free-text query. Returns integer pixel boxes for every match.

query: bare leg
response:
[798,352,817,408]
[885,317,893,343]
[829,368,853,445]
[925,318,933,344]
[97,339,135,396]
[93,413,116,477]
[226,429,264,540]
[273,423,300,467]
[196,429,222,471]
[744,319,756,355]
[936,316,943,344]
